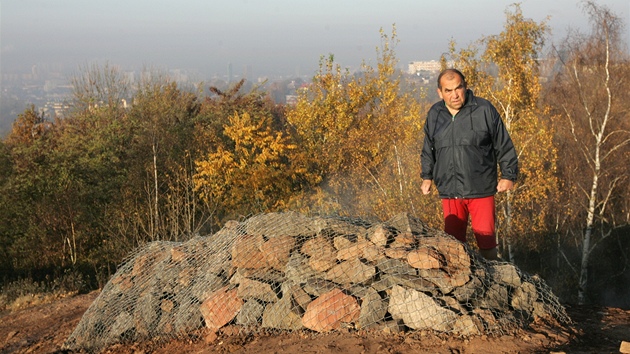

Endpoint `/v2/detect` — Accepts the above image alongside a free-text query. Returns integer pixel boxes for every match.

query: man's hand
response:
[421,179,433,195]
[497,179,515,193]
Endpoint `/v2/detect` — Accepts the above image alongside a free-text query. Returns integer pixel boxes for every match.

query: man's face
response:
[437,74,466,113]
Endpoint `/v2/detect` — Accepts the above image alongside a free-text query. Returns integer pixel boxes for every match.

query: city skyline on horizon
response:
[2,1,629,82]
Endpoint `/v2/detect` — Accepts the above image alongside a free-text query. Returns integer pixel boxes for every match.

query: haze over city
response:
[2,0,629,80]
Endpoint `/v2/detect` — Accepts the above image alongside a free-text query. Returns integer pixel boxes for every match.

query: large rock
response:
[388,285,458,331]
[237,300,264,326]
[262,296,303,330]
[325,258,376,285]
[302,288,360,332]
[302,237,337,272]
[236,277,279,303]
[357,287,387,329]
[231,234,266,269]
[199,286,243,331]
[261,235,296,270]
[385,212,429,235]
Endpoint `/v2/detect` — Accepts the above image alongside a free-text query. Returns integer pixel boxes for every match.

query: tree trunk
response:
[579,168,599,304]
[152,138,160,240]
[505,191,514,263]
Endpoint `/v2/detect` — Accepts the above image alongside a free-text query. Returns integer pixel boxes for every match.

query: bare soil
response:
[1,290,629,354]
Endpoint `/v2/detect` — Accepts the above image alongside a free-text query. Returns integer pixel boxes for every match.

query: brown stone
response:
[376,258,417,276]
[491,263,522,287]
[418,268,469,293]
[473,308,498,331]
[452,314,482,336]
[170,246,187,264]
[309,255,336,273]
[389,232,416,248]
[418,235,472,291]
[479,283,510,311]
[229,267,285,285]
[421,235,471,272]
[302,288,360,332]
[301,236,335,257]
[236,300,264,326]
[333,236,353,250]
[291,284,313,311]
[244,211,316,238]
[156,314,173,334]
[237,277,279,303]
[160,299,174,313]
[373,274,437,294]
[231,234,266,269]
[303,237,337,272]
[336,240,371,261]
[285,253,318,283]
[131,243,169,277]
[261,235,295,270]
[362,244,385,262]
[384,248,409,259]
[317,217,367,238]
[325,258,376,285]
[110,311,133,338]
[221,325,240,336]
[511,281,538,312]
[386,212,428,235]
[110,274,133,291]
[303,278,338,297]
[439,295,467,314]
[204,331,218,343]
[366,224,391,247]
[407,247,442,269]
[200,286,243,331]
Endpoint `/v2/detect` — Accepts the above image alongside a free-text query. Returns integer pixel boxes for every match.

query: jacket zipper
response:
[451,112,458,199]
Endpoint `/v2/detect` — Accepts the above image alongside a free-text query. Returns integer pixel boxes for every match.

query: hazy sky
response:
[2,0,629,79]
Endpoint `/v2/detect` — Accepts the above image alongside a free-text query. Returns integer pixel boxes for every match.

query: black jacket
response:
[421,89,518,199]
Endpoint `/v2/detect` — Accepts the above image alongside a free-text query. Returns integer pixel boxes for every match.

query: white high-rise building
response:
[408,60,444,75]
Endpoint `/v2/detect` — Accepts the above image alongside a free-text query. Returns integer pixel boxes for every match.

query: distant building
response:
[408,60,442,75]
[285,95,298,106]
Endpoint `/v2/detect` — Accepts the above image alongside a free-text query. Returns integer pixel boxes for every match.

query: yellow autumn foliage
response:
[285,27,440,223]
[193,111,301,221]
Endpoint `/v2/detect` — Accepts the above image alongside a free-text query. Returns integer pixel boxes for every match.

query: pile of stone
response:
[64,212,571,352]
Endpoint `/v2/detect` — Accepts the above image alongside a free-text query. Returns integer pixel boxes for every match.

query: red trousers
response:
[442,196,497,250]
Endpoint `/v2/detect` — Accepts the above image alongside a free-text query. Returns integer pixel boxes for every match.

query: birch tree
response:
[546,1,630,304]
[125,74,202,242]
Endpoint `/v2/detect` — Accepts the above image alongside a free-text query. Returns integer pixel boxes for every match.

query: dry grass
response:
[0,270,86,312]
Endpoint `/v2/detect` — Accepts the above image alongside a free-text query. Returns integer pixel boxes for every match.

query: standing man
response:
[421,68,518,260]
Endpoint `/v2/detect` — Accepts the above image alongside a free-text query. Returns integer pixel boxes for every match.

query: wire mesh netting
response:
[64,212,571,352]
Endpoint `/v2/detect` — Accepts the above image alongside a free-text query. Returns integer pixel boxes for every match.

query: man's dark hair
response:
[437,68,467,89]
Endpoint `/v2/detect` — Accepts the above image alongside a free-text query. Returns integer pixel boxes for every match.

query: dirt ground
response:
[1,290,629,354]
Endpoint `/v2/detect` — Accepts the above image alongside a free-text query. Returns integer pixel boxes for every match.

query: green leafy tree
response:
[1,106,57,272]
[0,65,132,281]
[123,74,203,243]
